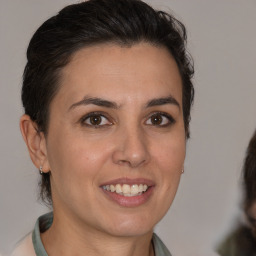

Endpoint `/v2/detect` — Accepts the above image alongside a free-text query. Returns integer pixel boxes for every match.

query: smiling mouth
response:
[102,184,149,197]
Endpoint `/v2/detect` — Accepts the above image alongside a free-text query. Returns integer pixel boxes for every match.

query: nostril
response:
[117,158,146,168]
[118,159,131,166]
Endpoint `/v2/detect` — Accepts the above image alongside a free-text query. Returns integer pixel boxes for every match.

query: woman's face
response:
[43,43,186,237]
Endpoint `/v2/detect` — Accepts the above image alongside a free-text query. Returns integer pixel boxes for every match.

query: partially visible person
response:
[217,129,256,256]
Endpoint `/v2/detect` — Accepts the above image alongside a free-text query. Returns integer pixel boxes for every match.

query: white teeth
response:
[110,184,115,192]
[116,184,122,193]
[131,184,139,195]
[122,184,131,194]
[103,183,149,196]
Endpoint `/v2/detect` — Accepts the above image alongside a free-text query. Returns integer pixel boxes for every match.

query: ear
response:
[20,114,50,173]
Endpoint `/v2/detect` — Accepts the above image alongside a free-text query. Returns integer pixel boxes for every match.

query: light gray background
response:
[1,0,256,255]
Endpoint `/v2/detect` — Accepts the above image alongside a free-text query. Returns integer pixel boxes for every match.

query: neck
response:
[41,211,155,256]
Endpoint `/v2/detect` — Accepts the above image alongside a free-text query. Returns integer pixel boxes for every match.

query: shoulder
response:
[10,212,52,256]
[10,233,36,256]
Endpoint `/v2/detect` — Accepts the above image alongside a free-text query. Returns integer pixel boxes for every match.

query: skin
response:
[20,42,186,256]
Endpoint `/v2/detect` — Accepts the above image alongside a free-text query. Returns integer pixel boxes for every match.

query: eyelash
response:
[79,111,175,128]
[80,112,112,128]
[145,112,175,127]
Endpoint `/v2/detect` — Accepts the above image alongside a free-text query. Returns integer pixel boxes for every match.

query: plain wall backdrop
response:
[1,0,256,255]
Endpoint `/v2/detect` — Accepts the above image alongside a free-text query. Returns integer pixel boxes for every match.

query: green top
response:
[217,225,256,256]
[32,212,172,256]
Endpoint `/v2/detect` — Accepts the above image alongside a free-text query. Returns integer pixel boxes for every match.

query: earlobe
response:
[20,114,50,172]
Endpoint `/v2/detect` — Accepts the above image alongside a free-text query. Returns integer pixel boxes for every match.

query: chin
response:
[101,213,157,238]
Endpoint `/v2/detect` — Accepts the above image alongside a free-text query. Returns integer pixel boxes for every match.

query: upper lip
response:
[100,177,155,187]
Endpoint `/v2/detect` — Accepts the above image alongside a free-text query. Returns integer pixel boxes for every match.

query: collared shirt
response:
[11,212,172,256]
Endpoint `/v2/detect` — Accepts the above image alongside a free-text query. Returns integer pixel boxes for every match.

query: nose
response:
[112,126,150,168]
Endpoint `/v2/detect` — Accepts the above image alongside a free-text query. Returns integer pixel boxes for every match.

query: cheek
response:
[149,134,185,221]
[151,131,185,192]
[46,131,111,183]
[153,135,186,171]
[46,135,109,207]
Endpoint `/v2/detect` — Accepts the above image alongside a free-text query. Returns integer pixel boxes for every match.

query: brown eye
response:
[81,113,112,127]
[145,112,175,127]
[90,115,102,125]
[151,114,163,125]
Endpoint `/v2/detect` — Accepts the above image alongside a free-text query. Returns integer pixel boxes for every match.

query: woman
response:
[217,130,256,256]
[12,0,194,255]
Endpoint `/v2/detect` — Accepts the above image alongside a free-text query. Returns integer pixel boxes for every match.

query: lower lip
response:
[101,186,154,207]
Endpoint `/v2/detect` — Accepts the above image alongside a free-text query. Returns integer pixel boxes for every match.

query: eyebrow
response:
[69,95,180,111]
[146,96,180,109]
[69,97,119,111]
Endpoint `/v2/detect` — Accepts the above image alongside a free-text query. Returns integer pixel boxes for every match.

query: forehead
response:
[55,42,182,107]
